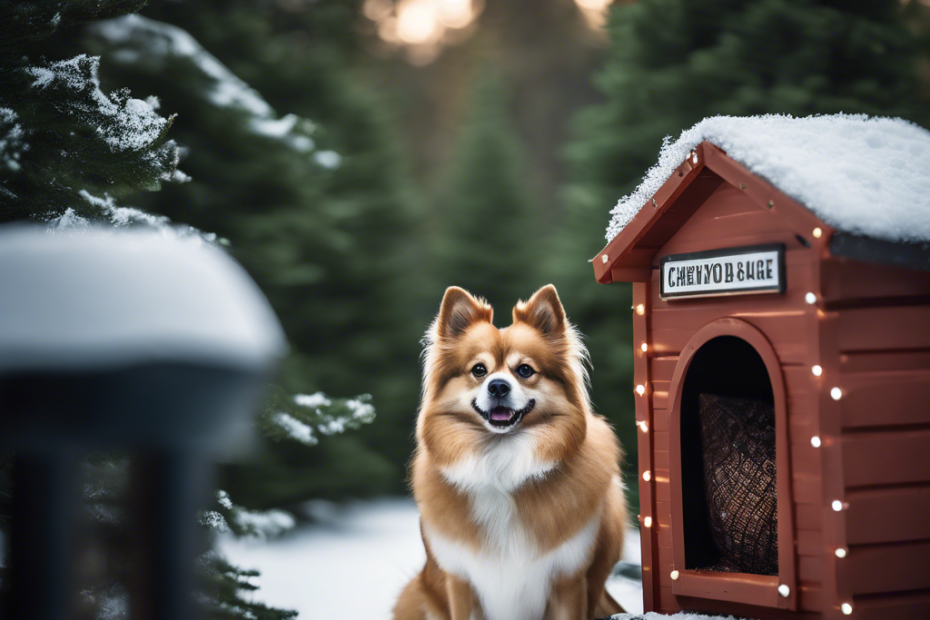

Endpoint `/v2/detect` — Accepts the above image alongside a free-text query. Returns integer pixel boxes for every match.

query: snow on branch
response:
[202,490,296,540]
[48,190,216,243]
[89,14,338,162]
[24,54,176,160]
[261,387,376,447]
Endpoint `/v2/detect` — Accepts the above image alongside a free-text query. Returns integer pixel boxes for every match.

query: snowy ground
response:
[218,497,644,619]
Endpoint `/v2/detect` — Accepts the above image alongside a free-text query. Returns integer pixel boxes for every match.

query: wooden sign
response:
[660,244,785,300]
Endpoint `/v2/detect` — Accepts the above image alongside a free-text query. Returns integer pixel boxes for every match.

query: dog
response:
[393,285,627,620]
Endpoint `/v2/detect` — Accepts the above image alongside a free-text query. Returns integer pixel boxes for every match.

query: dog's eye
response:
[516,364,535,378]
[471,363,487,378]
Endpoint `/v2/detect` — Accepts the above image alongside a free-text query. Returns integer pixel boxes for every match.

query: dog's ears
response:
[436,286,493,340]
[513,284,566,337]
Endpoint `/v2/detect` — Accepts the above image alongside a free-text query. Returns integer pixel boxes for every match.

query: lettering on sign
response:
[660,244,785,300]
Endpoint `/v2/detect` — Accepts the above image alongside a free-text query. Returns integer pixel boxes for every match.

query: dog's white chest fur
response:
[427,434,601,620]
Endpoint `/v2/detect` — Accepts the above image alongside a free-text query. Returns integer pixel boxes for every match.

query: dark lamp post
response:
[0,226,286,620]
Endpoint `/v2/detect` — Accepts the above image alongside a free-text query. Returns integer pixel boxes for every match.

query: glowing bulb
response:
[437,0,474,29]
[805,292,817,305]
[832,500,844,512]
[601,254,609,264]
[831,387,843,400]
[841,603,853,615]
[396,0,441,45]
[835,548,847,559]
[644,516,653,528]
[811,436,821,448]
[641,343,648,352]
[638,420,649,433]
[813,227,823,239]
[642,470,651,482]
[670,569,679,580]
[635,304,645,316]
[636,384,646,396]
[778,584,790,597]
[812,365,823,376]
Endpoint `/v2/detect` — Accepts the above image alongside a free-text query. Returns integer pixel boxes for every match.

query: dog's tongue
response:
[490,406,513,421]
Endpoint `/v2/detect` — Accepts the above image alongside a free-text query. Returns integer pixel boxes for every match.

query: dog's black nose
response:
[488,379,511,398]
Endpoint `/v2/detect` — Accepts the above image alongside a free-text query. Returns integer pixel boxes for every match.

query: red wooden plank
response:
[846,485,930,545]
[840,367,930,428]
[821,256,930,304]
[843,429,930,487]
[794,503,821,530]
[796,530,822,556]
[851,589,930,620]
[836,305,930,352]
[845,540,930,595]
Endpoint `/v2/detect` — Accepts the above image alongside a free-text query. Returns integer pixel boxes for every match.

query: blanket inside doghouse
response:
[694,393,778,575]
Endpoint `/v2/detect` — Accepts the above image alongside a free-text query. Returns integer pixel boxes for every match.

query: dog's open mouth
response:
[472,399,536,429]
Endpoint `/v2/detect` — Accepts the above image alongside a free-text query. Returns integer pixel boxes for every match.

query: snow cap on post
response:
[0,226,285,373]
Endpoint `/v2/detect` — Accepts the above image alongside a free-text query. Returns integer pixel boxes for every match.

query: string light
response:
[670,569,679,580]
[831,387,843,400]
[813,227,823,239]
[637,420,649,433]
[841,603,853,615]
[778,584,790,597]
[636,384,646,396]
[811,436,821,448]
[642,470,651,482]
[641,342,648,352]
[692,151,698,164]
[832,500,844,512]
[601,254,609,264]
[835,548,847,559]
[805,292,817,305]
[644,516,653,528]
[812,365,822,376]
[635,304,645,316]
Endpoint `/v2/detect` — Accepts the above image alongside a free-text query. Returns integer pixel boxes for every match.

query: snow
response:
[314,150,342,169]
[344,397,376,422]
[25,55,171,155]
[606,114,930,244]
[91,15,272,117]
[294,392,332,408]
[48,190,209,241]
[273,412,319,446]
[90,15,325,157]
[0,226,285,373]
[217,498,644,619]
[0,107,26,172]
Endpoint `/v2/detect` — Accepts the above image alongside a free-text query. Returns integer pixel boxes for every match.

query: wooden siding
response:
[822,257,930,614]
[644,180,821,617]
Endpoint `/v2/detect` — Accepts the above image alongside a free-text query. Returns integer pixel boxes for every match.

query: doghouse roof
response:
[594,114,930,283]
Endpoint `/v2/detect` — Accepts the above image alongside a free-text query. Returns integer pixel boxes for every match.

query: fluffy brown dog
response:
[393,285,627,620]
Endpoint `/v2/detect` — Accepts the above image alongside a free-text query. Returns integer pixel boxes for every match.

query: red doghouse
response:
[592,116,930,620]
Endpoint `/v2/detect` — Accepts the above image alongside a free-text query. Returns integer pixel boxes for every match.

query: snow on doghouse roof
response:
[606,114,930,245]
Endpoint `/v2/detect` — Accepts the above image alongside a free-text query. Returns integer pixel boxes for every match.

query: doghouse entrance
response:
[679,336,778,576]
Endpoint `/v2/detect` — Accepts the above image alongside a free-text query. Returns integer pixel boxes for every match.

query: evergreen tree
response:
[83,3,421,500]
[0,0,188,224]
[0,3,378,618]
[570,0,929,215]
[434,71,542,312]
[558,0,930,485]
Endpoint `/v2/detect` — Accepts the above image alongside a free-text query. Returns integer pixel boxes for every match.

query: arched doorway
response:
[679,336,777,575]
[666,318,797,609]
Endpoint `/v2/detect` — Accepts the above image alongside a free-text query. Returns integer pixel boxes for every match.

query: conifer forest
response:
[1,1,928,618]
